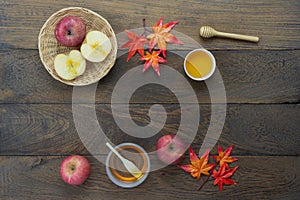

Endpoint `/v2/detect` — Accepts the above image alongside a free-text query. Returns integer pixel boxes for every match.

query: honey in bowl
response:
[106,143,150,188]
[109,145,148,182]
[184,48,216,81]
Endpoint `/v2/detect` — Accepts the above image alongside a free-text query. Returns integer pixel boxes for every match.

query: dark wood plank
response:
[1,50,299,104]
[1,103,299,156]
[1,0,300,50]
[0,155,299,199]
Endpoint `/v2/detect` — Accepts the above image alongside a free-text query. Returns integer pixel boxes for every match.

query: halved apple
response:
[80,31,112,62]
[54,50,86,80]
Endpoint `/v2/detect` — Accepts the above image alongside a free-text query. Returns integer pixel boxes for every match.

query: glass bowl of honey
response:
[105,143,150,188]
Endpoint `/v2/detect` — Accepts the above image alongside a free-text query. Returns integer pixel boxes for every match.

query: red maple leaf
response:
[139,50,166,76]
[147,17,184,57]
[177,147,216,180]
[212,165,238,191]
[120,30,149,62]
[213,145,238,169]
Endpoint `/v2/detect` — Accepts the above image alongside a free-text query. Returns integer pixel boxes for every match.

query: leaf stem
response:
[198,174,211,191]
[143,18,146,28]
[141,18,152,36]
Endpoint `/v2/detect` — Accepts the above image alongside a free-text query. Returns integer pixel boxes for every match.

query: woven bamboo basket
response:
[38,7,117,86]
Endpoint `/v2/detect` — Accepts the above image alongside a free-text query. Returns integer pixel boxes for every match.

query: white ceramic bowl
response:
[183,48,216,81]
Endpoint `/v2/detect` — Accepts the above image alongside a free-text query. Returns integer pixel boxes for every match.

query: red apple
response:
[60,155,90,185]
[156,134,186,165]
[55,16,86,47]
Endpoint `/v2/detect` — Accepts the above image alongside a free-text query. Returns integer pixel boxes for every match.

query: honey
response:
[109,145,148,182]
[184,49,215,80]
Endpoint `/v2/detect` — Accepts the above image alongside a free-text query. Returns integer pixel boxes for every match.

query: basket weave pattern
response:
[38,7,117,86]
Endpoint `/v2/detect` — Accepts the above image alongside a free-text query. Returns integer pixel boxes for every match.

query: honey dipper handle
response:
[216,31,259,42]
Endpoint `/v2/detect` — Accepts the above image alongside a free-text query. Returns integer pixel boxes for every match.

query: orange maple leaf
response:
[120,30,149,62]
[177,147,216,180]
[147,17,184,57]
[212,165,238,191]
[213,145,238,168]
[139,50,166,76]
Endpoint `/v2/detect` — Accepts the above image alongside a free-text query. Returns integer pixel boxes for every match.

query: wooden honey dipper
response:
[200,26,259,42]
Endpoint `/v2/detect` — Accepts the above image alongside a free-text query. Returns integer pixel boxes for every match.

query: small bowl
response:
[106,143,150,188]
[38,7,118,86]
[183,48,216,81]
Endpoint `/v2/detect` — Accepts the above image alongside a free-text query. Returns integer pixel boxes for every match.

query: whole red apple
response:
[55,16,86,47]
[60,155,90,185]
[156,134,186,165]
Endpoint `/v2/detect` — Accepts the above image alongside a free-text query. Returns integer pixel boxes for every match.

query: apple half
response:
[54,50,86,80]
[80,31,112,62]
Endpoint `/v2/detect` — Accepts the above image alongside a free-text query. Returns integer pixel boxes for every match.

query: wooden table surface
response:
[1,0,299,199]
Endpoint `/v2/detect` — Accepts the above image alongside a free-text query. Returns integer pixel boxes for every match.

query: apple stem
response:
[168,143,174,151]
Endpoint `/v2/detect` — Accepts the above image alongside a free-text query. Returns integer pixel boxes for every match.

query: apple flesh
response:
[60,155,90,185]
[55,16,86,47]
[156,134,186,165]
[54,50,86,80]
[80,30,112,62]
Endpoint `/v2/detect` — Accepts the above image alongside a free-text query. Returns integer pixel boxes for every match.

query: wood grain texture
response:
[1,1,299,199]
[0,155,299,199]
[1,50,299,104]
[1,0,300,50]
[1,103,299,156]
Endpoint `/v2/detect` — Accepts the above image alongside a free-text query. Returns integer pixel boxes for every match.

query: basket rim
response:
[38,7,118,86]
